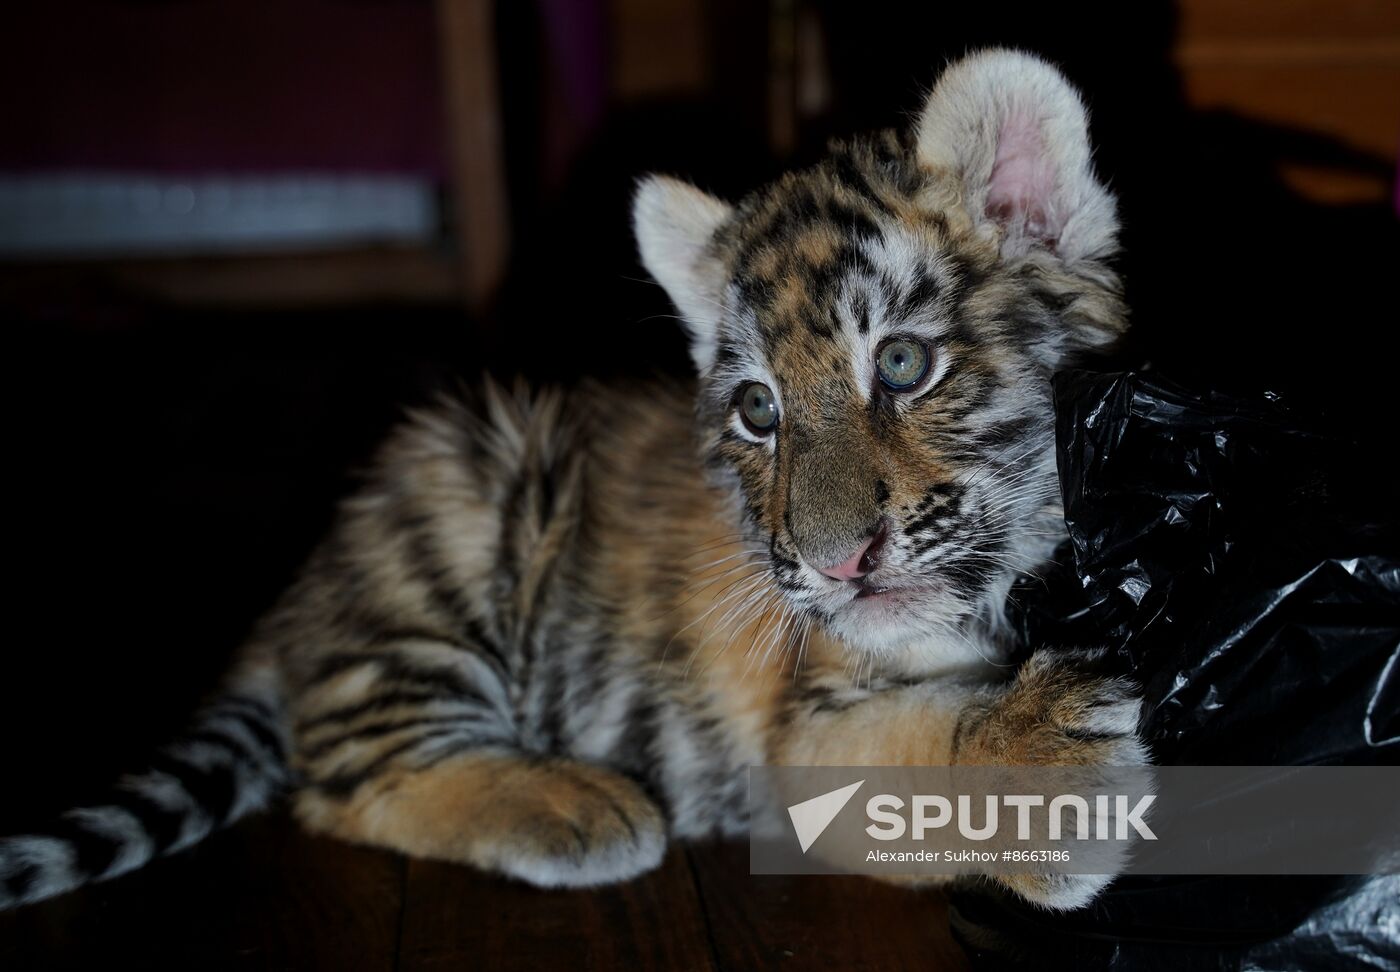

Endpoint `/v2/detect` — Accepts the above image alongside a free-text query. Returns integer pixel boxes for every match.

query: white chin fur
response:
[822,591,990,664]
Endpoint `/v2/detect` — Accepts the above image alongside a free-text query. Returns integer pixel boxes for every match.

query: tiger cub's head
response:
[634,50,1126,661]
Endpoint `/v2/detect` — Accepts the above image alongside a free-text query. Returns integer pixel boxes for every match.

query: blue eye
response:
[739,382,778,434]
[876,339,931,391]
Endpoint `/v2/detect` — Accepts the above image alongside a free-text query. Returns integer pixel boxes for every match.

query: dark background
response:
[1,0,1397,831]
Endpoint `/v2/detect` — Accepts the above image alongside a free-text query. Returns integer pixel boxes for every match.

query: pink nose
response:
[817,526,886,581]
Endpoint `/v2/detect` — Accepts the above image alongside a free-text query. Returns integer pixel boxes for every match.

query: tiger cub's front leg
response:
[949,652,1149,908]
[780,651,1147,909]
[288,638,666,888]
[296,751,667,888]
[782,651,1146,777]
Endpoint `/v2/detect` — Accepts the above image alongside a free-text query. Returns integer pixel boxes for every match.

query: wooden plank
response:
[687,841,970,972]
[1177,60,1400,159]
[767,0,798,158]
[1273,162,1397,206]
[1168,0,1400,206]
[610,0,709,99]
[1176,38,1400,65]
[435,0,511,314]
[0,813,404,971]
[1176,0,1400,43]
[398,846,717,972]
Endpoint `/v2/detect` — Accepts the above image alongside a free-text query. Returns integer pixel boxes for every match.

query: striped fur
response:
[2,50,1147,913]
[0,661,286,908]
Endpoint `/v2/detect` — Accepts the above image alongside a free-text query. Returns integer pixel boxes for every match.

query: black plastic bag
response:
[953,371,1400,970]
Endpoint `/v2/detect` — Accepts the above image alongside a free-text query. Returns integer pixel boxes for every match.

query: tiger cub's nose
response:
[816,521,889,581]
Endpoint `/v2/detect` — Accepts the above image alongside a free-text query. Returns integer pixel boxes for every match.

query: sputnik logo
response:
[787,780,865,853]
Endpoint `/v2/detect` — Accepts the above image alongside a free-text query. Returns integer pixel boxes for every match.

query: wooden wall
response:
[1175,0,1400,203]
[608,0,1400,205]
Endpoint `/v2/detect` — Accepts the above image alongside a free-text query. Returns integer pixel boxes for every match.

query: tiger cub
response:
[1,49,1145,912]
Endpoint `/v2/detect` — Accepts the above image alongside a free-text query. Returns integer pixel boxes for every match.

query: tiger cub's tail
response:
[0,660,288,910]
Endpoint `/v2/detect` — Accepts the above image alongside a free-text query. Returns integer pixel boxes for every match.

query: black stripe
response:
[307,651,490,707]
[103,788,189,853]
[396,508,478,630]
[146,752,239,824]
[182,727,264,771]
[495,468,531,601]
[1062,726,1124,743]
[311,727,468,798]
[302,715,475,762]
[825,152,895,222]
[362,625,463,648]
[461,616,512,677]
[214,694,278,723]
[404,737,481,776]
[899,269,942,317]
[2,857,40,902]
[535,655,567,752]
[905,507,961,539]
[615,694,658,772]
[46,815,125,880]
[202,706,286,763]
[851,290,871,334]
[734,270,772,312]
[298,690,462,731]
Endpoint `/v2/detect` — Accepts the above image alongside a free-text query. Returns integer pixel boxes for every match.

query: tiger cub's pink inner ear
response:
[986,108,1061,243]
[914,49,1118,263]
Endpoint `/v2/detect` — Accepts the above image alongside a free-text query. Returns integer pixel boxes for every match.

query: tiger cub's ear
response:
[632,175,733,373]
[916,49,1118,263]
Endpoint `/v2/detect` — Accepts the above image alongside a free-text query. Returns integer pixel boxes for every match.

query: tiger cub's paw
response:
[955,652,1148,911]
[480,762,668,889]
[957,651,1148,769]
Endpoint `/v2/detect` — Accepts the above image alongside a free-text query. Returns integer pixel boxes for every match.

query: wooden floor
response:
[0,814,971,971]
